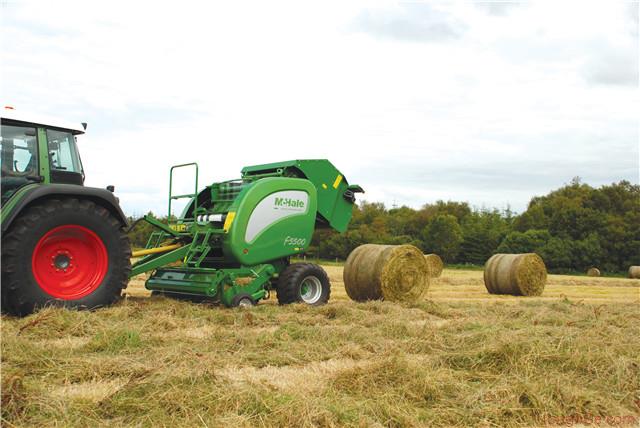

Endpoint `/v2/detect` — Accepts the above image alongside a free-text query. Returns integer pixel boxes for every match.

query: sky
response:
[1,0,638,216]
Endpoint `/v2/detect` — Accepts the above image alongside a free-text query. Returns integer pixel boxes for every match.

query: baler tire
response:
[1,198,131,316]
[231,293,256,307]
[276,263,330,306]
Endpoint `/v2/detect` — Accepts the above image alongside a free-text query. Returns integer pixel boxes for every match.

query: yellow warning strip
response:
[332,175,343,189]
[223,211,236,232]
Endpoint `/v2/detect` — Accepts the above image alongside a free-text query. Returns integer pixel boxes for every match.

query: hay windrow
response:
[587,267,601,277]
[343,244,430,302]
[484,253,547,296]
[2,265,640,427]
[424,254,444,278]
[629,266,640,279]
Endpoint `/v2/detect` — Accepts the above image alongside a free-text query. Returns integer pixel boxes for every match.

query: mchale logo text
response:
[274,198,305,209]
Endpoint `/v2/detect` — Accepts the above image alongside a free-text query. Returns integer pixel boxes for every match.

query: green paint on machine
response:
[131,160,363,307]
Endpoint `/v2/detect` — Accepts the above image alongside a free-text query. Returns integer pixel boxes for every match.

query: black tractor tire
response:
[276,263,330,306]
[1,198,131,316]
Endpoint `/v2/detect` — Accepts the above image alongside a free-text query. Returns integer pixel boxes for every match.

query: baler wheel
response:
[276,263,330,306]
[231,293,256,307]
[1,198,131,316]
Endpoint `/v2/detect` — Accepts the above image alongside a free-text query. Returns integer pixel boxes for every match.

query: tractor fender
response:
[1,184,129,233]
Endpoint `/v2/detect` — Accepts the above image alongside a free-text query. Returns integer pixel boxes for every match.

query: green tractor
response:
[131,160,364,307]
[1,108,131,316]
[1,107,364,314]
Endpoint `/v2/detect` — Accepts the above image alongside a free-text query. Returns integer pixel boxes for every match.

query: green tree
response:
[512,180,639,271]
[422,214,463,262]
[513,204,548,232]
[422,200,472,223]
[497,229,551,254]
[538,237,573,270]
[460,209,510,264]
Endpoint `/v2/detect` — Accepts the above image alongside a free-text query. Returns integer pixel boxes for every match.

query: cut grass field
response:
[2,266,639,427]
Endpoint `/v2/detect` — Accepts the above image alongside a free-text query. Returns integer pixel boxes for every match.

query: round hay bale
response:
[343,244,430,302]
[424,254,444,278]
[587,267,601,277]
[629,266,640,279]
[483,253,547,296]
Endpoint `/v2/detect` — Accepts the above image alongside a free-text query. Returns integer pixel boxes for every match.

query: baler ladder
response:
[185,230,212,267]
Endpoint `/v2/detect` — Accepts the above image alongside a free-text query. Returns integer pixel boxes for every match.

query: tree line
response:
[309,179,639,273]
[128,179,639,273]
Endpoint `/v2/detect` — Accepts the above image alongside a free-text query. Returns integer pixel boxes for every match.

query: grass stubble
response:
[1,267,639,427]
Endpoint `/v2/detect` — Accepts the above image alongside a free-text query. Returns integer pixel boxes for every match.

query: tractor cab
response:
[1,107,86,204]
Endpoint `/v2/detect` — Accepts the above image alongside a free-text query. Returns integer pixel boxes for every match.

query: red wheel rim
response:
[31,225,108,300]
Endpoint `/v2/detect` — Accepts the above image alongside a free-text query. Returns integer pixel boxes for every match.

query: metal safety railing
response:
[168,162,199,223]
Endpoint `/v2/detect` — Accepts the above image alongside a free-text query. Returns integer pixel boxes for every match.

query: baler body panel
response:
[224,177,317,266]
[241,159,356,232]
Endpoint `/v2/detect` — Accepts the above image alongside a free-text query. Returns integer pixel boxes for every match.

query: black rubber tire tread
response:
[276,263,330,306]
[1,198,131,316]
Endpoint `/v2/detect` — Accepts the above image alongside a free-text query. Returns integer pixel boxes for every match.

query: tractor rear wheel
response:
[276,263,330,306]
[1,198,131,316]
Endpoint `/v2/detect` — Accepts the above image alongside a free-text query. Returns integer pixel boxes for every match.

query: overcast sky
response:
[1,1,638,216]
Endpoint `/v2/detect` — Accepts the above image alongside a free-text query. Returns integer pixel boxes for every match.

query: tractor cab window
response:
[1,124,39,177]
[46,130,82,173]
[1,124,39,203]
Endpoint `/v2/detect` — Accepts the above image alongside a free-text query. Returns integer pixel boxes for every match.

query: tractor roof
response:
[1,106,86,135]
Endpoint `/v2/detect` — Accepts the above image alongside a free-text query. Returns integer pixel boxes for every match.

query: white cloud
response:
[352,3,467,42]
[1,0,637,216]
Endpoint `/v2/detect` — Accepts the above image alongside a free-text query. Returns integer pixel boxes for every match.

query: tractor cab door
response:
[45,129,84,185]
[0,123,39,204]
